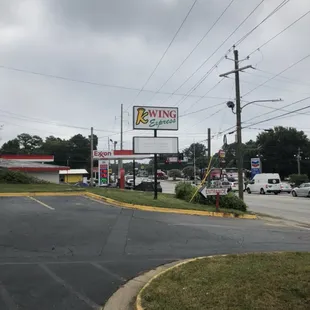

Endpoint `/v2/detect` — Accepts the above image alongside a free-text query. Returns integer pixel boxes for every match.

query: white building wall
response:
[28,172,59,184]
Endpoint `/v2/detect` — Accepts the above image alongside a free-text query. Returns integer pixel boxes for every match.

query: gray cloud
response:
[0,0,310,153]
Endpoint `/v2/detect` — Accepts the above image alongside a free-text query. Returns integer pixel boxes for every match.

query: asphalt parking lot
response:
[1,195,310,309]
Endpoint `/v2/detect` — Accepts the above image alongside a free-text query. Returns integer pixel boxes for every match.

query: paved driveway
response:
[0,196,309,309]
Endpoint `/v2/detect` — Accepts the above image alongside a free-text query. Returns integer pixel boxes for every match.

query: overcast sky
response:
[1,0,310,154]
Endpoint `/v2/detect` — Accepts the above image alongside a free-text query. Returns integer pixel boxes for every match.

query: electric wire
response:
[124,0,199,111]
[247,9,310,57]
[158,0,266,108]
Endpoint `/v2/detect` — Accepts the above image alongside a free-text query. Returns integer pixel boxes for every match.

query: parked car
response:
[157,171,168,180]
[291,183,310,197]
[246,173,281,195]
[134,180,162,192]
[280,182,292,193]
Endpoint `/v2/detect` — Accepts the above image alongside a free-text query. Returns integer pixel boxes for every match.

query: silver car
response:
[291,183,310,197]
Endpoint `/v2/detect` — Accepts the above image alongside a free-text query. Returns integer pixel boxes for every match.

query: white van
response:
[246,173,281,195]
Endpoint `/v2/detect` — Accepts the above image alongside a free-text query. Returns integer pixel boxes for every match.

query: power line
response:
[183,78,227,112]
[162,0,265,108]
[241,70,310,88]
[244,100,310,128]
[243,53,310,97]
[234,0,291,46]
[144,0,237,106]
[0,109,119,133]
[247,9,310,57]
[124,0,198,111]
[216,96,310,136]
[225,75,310,95]
[0,64,232,101]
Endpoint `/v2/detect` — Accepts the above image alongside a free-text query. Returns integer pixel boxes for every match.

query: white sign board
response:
[93,150,113,159]
[167,157,178,163]
[133,106,178,130]
[133,137,178,154]
[200,187,227,198]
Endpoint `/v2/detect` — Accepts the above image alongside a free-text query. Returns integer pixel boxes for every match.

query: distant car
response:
[280,182,292,193]
[134,180,162,192]
[291,183,310,197]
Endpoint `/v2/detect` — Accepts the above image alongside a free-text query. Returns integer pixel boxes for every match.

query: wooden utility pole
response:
[90,127,94,187]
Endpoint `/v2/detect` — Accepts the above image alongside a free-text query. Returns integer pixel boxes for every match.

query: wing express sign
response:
[133,106,178,130]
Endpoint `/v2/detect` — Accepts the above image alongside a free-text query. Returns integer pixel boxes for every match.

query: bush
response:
[175,182,247,212]
[289,174,309,186]
[168,169,182,180]
[0,169,49,184]
[175,182,198,202]
[202,192,247,212]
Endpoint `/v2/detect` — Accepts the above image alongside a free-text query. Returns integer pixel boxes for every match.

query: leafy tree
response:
[17,133,43,154]
[184,143,208,169]
[256,126,310,178]
[289,174,309,186]
[168,169,182,180]
[182,166,200,178]
[0,138,20,154]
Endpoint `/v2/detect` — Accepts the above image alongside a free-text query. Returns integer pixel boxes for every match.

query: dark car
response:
[134,181,162,192]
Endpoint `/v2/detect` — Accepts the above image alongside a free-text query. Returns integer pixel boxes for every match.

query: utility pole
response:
[234,50,244,200]
[207,128,211,186]
[118,104,123,176]
[219,49,253,200]
[297,147,301,175]
[193,141,196,184]
[90,127,94,187]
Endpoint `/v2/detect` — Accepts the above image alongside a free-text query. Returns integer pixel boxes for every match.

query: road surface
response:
[245,193,310,226]
[1,195,309,309]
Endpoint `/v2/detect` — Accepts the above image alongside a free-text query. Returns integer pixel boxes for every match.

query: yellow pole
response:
[190,155,213,202]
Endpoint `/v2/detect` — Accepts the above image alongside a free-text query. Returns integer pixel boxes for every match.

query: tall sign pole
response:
[154,129,158,199]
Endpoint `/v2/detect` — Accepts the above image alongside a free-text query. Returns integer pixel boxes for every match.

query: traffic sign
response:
[200,186,227,198]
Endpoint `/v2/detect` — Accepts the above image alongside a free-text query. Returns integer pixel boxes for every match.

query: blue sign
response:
[251,158,261,179]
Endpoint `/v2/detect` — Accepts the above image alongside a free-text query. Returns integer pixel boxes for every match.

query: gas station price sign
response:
[98,160,109,186]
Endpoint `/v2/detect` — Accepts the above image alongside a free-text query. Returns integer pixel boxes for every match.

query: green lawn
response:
[89,188,245,215]
[0,183,85,193]
[141,252,310,310]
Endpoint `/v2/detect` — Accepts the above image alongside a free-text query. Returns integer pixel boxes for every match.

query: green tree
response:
[184,143,208,169]
[168,169,182,180]
[256,126,310,178]
[0,138,20,154]
[17,133,43,154]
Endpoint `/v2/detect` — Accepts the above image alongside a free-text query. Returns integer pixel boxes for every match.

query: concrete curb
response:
[84,192,257,219]
[135,255,229,310]
[103,255,228,310]
[103,260,185,310]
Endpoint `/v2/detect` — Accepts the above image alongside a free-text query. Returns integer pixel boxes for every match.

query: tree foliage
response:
[184,143,208,169]
[168,169,182,180]
[0,133,98,170]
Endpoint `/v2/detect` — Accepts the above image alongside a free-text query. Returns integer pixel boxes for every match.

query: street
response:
[160,181,310,226]
[1,195,309,309]
[245,193,310,226]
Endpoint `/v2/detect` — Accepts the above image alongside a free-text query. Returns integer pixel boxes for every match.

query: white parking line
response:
[27,196,55,210]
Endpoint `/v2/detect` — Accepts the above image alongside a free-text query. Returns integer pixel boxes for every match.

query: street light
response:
[226,99,282,114]
[226,98,282,200]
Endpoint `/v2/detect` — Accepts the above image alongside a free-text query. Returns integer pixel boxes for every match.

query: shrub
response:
[289,174,309,186]
[206,192,247,212]
[168,169,182,181]
[175,182,198,202]
[0,169,49,184]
